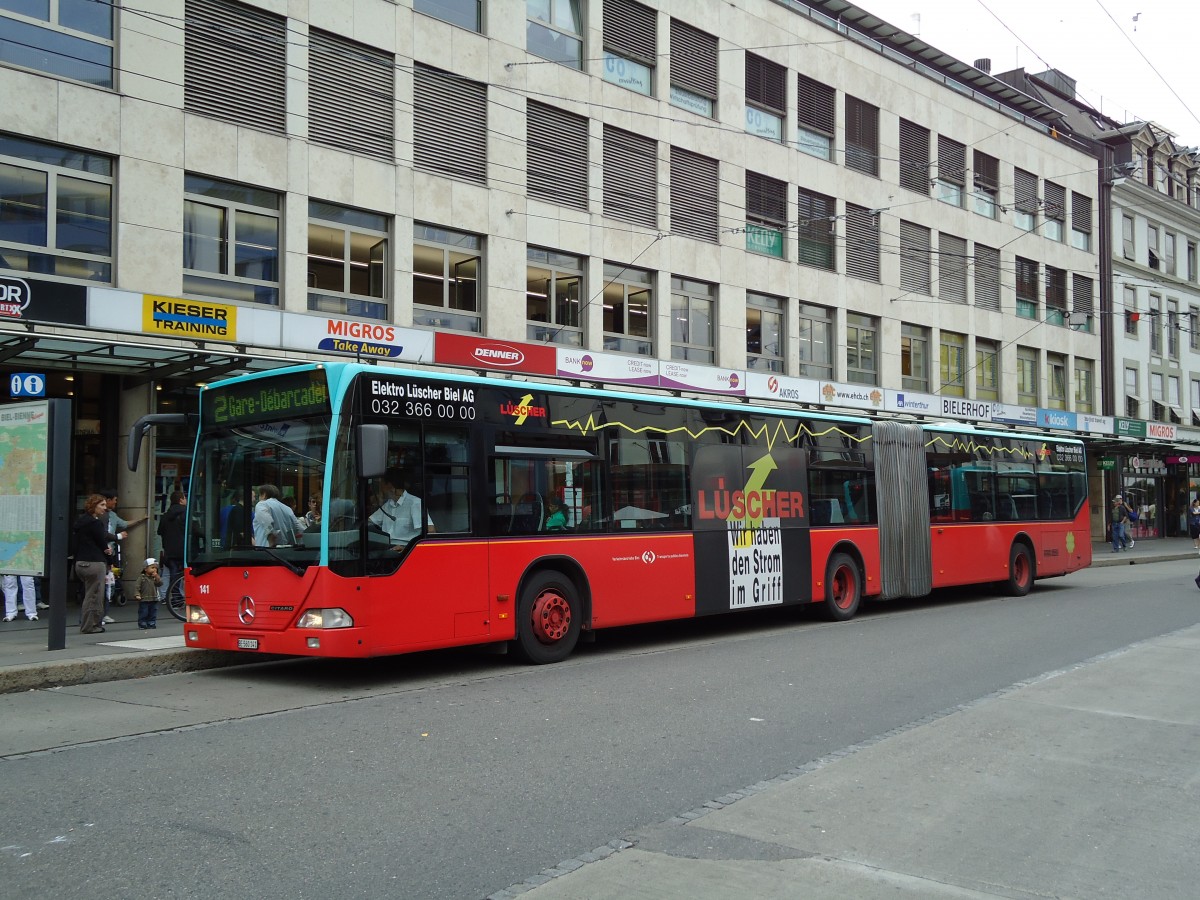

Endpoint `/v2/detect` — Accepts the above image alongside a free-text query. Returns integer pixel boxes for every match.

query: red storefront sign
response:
[434,333,557,375]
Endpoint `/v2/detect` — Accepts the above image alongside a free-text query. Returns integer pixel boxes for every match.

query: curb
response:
[1089,552,1198,569]
[0,648,285,694]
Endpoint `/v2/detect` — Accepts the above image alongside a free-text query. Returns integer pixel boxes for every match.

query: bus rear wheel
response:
[823,553,861,622]
[516,571,581,664]
[1003,544,1034,596]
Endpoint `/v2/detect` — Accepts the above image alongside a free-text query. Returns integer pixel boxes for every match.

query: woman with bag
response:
[74,494,122,633]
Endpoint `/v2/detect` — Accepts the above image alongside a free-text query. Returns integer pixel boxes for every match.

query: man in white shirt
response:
[368,468,434,549]
[253,484,305,547]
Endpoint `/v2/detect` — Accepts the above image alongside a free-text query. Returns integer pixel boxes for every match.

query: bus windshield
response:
[190,416,331,571]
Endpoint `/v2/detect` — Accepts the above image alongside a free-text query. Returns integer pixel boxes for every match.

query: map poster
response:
[0,400,48,577]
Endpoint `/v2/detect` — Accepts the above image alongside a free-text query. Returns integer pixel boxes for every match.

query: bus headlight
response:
[187,605,210,624]
[297,609,353,629]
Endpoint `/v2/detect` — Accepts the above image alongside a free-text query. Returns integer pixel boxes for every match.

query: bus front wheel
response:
[516,571,581,664]
[823,553,861,622]
[1003,544,1034,596]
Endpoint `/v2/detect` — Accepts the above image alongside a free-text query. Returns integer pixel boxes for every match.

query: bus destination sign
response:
[203,369,330,428]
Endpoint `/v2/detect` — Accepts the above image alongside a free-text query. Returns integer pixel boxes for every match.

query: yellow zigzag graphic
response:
[923,434,1039,459]
[549,414,871,450]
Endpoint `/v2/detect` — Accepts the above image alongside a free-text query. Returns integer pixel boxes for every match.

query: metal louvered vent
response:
[937,135,965,185]
[414,64,487,184]
[309,29,394,161]
[670,19,717,99]
[185,0,286,132]
[1044,181,1066,221]
[1072,274,1094,316]
[670,147,719,242]
[746,172,787,226]
[1014,169,1038,214]
[973,151,999,191]
[898,119,930,193]
[845,96,878,176]
[746,53,785,113]
[845,204,879,281]
[603,125,657,228]
[604,0,656,64]
[1071,191,1092,232]
[938,234,968,303]
[899,221,931,294]
[974,244,1001,310]
[527,101,588,210]
[796,74,835,136]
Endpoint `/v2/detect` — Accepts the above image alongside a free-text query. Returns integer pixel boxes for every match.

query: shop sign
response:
[990,403,1037,426]
[0,274,86,326]
[1037,408,1077,431]
[745,372,819,404]
[143,295,237,341]
[1079,414,1114,434]
[1114,417,1146,438]
[660,362,746,396]
[281,313,431,362]
[745,224,784,258]
[817,381,884,411]
[436,332,556,375]
[938,397,993,423]
[1146,421,1177,440]
[1096,458,1116,471]
[556,348,659,386]
[885,389,938,414]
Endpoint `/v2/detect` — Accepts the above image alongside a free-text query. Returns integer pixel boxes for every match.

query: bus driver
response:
[369,467,435,549]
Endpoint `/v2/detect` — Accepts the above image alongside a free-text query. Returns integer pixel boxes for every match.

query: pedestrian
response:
[134,558,161,629]
[2,573,37,622]
[1189,499,1200,555]
[100,487,148,625]
[304,493,322,529]
[253,484,305,547]
[1110,494,1132,552]
[74,494,120,633]
[157,490,187,604]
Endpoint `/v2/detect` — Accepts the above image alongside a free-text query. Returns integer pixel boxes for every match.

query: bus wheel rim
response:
[532,590,571,643]
[1014,553,1029,585]
[832,566,855,609]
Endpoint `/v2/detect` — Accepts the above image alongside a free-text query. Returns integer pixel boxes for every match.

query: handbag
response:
[1127,506,1138,523]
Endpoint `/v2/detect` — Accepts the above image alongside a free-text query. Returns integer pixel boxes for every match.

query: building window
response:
[1015,256,1038,319]
[901,323,929,391]
[844,95,879,176]
[185,0,286,132]
[1149,294,1161,355]
[528,0,583,69]
[1189,241,1197,282]
[1072,274,1094,333]
[844,204,879,282]
[934,136,965,208]
[527,101,588,210]
[1147,224,1160,269]
[1169,375,1182,422]
[745,53,785,142]
[973,151,999,218]
[1125,367,1139,418]
[1150,372,1165,421]
[307,201,389,320]
[1043,181,1065,242]
[671,277,715,363]
[1016,347,1038,407]
[796,302,832,379]
[603,126,657,228]
[414,64,487,184]
[1070,192,1092,251]
[669,19,717,116]
[670,147,719,243]
[1074,359,1094,413]
[746,292,785,372]
[603,0,655,96]
[1046,352,1067,410]
[0,133,112,282]
[845,313,878,385]
[1191,306,1200,352]
[1124,285,1138,336]
[1122,214,1135,259]
[940,331,966,397]
[939,234,967,303]
[414,0,480,32]
[797,187,835,270]
[898,119,930,194]
[1045,265,1067,326]
[309,30,394,161]
[899,221,931,295]
[527,247,583,346]
[183,174,279,305]
[1013,168,1038,231]
[413,223,481,333]
[974,244,1000,311]
[796,74,835,160]
[746,172,787,259]
[0,0,113,86]
[976,338,999,400]
[1165,232,1177,276]
[603,262,653,355]
[1192,379,1200,426]
[1168,298,1180,358]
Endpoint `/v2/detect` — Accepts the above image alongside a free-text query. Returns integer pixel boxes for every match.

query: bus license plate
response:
[237,638,259,650]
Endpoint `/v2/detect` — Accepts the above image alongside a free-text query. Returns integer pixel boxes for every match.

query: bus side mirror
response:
[357,424,388,479]
[127,413,190,471]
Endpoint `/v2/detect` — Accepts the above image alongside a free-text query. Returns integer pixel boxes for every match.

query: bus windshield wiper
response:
[252,545,304,576]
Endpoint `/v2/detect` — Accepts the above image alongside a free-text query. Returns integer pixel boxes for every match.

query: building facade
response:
[1,0,1108,563]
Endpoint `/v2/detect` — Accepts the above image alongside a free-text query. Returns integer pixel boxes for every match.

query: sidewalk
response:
[2,538,1194,694]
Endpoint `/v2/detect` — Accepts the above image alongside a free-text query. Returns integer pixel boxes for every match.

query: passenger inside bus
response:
[544,494,568,532]
[368,467,435,550]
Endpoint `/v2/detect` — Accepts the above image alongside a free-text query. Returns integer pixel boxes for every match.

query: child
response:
[135,558,162,629]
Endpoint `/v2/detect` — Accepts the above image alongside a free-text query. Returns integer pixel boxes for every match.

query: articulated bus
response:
[129,363,1091,663]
